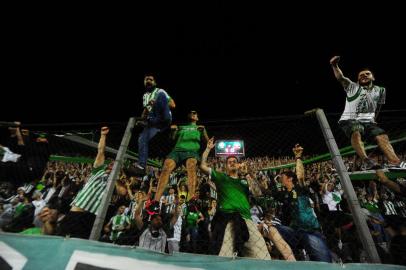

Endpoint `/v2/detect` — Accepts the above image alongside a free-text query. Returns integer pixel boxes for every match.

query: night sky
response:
[3,4,405,125]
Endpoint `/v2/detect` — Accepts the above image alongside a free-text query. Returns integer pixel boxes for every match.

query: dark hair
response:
[358,68,374,76]
[144,73,157,81]
[226,156,238,163]
[281,170,298,184]
[188,110,198,120]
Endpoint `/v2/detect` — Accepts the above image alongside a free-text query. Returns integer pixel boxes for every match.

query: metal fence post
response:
[310,108,381,263]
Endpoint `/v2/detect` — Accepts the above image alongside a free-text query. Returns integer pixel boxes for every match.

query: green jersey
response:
[21,227,42,235]
[174,123,202,152]
[186,211,201,228]
[210,169,251,220]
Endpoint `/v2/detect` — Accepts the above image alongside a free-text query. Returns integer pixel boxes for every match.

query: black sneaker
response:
[387,161,406,171]
[361,158,381,171]
[123,164,146,177]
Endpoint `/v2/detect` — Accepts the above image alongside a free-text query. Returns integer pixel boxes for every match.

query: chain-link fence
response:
[1,110,405,265]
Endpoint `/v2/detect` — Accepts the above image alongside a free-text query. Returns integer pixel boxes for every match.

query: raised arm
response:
[94,127,109,168]
[134,192,147,230]
[200,137,215,175]
[293,144,305,187]
[330,56,352,89]
[240,162,262,197]
[14,122,24,146]
[170,204,182,227]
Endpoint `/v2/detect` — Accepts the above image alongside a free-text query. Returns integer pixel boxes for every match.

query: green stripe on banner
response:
[1,233,405,270]
[261,135,406,173]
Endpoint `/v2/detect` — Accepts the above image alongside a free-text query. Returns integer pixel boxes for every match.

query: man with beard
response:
[126,74,176,177]
[200,138,271,259]
[330,56,405,170]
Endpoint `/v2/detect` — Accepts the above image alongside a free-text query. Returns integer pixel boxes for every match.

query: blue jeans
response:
[138,92,172,168]
[187,227,199,252]
[276,224,332,262]
[138,127,160,168]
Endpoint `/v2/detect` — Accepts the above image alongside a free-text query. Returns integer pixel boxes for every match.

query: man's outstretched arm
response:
[330,56,352,89]
[293,144,305,187]
[94,127,109,168]
[200,137,215,175]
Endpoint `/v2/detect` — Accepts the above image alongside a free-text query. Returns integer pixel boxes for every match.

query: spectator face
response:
[357,70,375,86]
[188,111,199,122]
[144,76,156,89]
[225,157,238,174]
[117,205,126,215]
[281,174,293,190]
[179,197,185,204]
[169,187,175,195]
[39,207,58,223]
[151,215,163,229]
[211,200,217,208]
[327,183,334,192]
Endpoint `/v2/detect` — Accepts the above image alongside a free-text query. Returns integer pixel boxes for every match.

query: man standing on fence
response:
[330,56,406,170]
[200,138,271,259]
[125,74,176,177]
[56,127,113,239]
[154,110,209,202]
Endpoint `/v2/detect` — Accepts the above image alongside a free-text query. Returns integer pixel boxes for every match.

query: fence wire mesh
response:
[1,110,405,265]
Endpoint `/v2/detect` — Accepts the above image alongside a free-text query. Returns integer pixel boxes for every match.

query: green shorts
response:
[338,120,386,142]
[167,150,200,166]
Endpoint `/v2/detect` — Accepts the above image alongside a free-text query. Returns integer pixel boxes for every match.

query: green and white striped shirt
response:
[110,214,131,241]
[71,165,108,215]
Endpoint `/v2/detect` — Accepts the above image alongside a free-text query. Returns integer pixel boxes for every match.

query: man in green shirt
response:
[154,111,209,201]
[200,138,270,259]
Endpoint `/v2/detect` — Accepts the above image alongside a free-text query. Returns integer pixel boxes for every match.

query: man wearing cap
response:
[154,111,209,201]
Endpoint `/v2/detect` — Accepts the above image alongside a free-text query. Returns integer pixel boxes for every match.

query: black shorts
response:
[338,120,386,142]
[56,211,95,239]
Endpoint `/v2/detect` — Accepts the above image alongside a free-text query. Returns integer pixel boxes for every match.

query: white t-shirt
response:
[339,82,386,123]
[322,190,343,211]
[167,215,183,242]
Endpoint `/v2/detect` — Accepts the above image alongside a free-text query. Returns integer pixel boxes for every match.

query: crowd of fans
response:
[1,152,405,264]
[1,123,406,265]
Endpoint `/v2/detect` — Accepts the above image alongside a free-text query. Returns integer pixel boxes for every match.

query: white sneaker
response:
[387,161,406,171]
